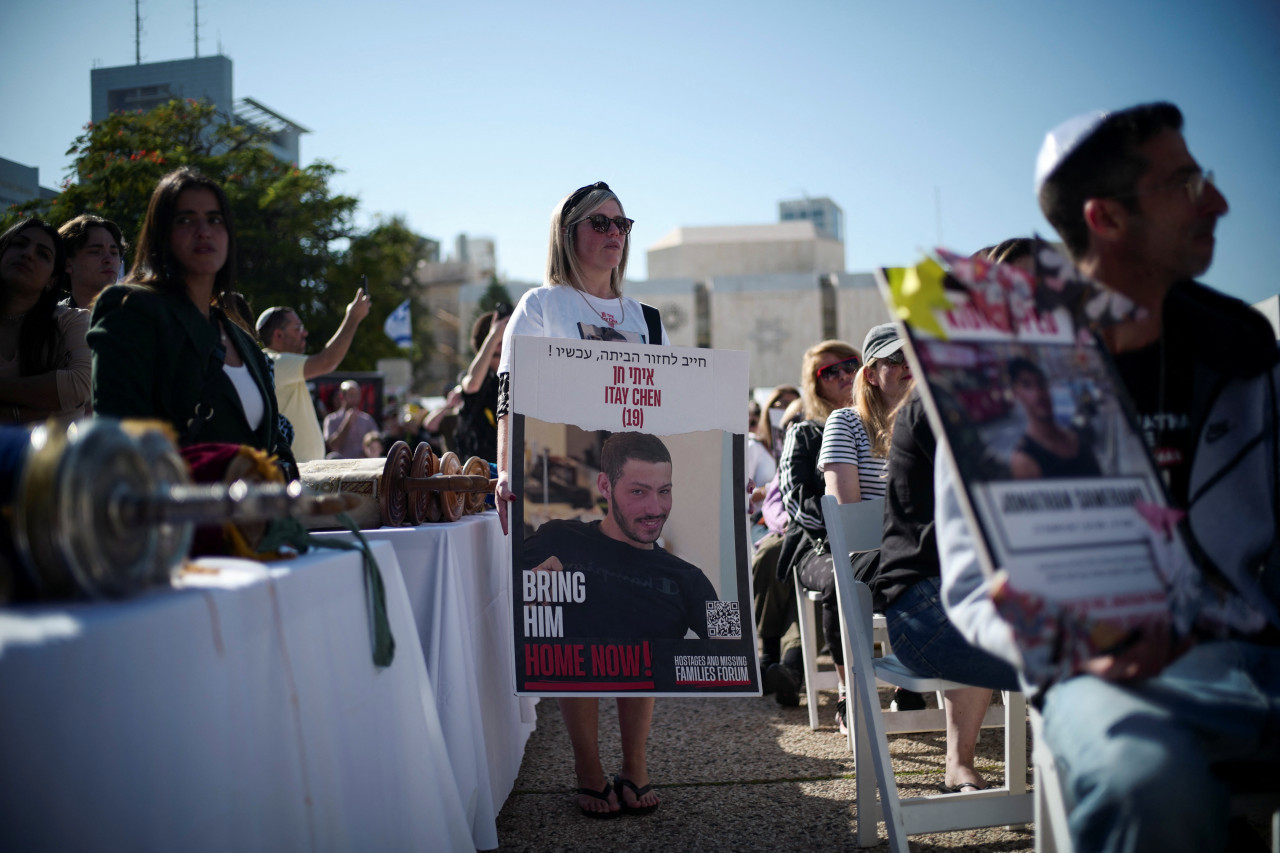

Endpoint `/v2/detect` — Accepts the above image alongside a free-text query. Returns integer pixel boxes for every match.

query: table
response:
[321,512,536,851]
[0,542,476,852]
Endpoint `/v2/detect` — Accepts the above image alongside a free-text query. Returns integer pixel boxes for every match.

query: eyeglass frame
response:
[1113,167,1215,207]
[816,356,862,381]
[572,213,635,236]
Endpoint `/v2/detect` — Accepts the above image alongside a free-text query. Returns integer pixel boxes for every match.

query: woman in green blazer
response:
[88,168,295,471]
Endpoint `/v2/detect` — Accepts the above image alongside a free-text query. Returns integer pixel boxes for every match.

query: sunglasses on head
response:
[816,356,861,380]
[575,213,634,235]
[563,181,610,217]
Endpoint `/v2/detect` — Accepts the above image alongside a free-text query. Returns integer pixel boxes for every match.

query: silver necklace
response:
[575,286,625,329]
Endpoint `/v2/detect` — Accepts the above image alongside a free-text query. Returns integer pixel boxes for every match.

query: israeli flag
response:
[384,299,412,349]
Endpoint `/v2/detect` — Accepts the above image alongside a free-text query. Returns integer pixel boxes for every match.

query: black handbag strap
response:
[640,302,662,345]
[182,313,228,445]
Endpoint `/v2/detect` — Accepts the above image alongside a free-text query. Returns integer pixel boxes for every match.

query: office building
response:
[91,55,308,163]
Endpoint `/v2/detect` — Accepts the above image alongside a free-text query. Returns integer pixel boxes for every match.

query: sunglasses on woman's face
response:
[878,350,907,366]
[816,356,861,381]
[576,213,635,236]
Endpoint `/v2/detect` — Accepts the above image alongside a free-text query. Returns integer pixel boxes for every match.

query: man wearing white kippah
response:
[939,103,1280,852]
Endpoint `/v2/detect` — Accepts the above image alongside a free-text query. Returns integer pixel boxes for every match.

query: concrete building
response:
[91,55,308,163]
[0,157,58,211]
[779,195,844,243]
[647,221,845,281]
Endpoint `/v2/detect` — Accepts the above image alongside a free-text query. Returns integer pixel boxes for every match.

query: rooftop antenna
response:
[134,0,141,64]
[194,0,200,57]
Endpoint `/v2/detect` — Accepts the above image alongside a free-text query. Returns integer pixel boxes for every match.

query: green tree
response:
[476,274,514,317]
[318,216,436,381]
[2,98,438,384]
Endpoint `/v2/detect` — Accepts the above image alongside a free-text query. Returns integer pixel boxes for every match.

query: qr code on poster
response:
[705,601,742,639]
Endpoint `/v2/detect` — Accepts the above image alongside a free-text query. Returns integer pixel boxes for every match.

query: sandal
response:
[613,774,660,815]
[575,780,621,819]
[938,781,986,794]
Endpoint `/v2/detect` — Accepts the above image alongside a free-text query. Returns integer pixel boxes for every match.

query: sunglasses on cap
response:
[574,213,634,235]
[816,356,861,381]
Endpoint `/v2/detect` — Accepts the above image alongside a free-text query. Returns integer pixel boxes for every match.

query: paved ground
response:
[497,680,1038,852]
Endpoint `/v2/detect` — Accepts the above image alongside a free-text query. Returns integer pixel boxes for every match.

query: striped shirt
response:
[818,408,888,500]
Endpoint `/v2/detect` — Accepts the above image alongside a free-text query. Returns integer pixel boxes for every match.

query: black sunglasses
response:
[816,356,861,380]
[575,213,634,235]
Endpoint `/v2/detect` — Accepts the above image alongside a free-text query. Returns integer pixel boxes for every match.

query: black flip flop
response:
[613,774,660,816]
[575,780,620,819]
[937,781,985,794]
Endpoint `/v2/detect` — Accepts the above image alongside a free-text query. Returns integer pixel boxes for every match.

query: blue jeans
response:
[1041,639,1280,853]
[884,576,1019,691]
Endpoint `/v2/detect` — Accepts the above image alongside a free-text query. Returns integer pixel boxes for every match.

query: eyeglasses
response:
[875,350,907,366]
[816,356,861,381]
[1183,169,1215,204]
[574,213,634,235]
[1117,168,1216,206]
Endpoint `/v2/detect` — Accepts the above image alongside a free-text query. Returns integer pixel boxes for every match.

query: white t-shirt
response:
[497,283,669,376]
[817,407,888,500]
[745,434,777,490]
[222,362,265,432]
[266,350,326,462]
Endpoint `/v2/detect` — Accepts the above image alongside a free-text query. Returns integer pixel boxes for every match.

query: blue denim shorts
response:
[884,576,1019,691]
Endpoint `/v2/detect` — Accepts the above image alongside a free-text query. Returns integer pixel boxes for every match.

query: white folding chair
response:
[823,494,1032,851]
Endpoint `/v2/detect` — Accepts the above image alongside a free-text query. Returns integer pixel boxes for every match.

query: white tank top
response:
[222,362,265,431]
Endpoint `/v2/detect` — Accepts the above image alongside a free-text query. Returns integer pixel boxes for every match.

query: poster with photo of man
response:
[508,335,758,696]
[876,253,1203,662]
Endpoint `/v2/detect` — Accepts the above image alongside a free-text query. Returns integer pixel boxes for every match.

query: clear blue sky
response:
[4,1,1278,304]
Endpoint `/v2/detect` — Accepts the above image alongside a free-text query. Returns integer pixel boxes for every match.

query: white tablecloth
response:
[321,512,537,850]
[0,542,475,853]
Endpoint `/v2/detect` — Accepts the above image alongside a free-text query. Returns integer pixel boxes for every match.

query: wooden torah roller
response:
[298,442,495,529]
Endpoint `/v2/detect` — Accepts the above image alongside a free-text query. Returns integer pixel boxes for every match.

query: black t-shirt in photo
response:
[521,519,719,640]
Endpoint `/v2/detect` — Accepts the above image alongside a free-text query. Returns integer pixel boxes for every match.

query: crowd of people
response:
[3,99,1278,851]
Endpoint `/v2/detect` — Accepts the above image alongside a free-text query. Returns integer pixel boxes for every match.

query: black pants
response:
[796,547,842,667]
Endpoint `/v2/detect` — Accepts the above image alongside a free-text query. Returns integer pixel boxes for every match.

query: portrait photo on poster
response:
[510,416,759,697]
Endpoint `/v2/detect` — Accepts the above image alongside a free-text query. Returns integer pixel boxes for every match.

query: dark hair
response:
[600,431,671,485]
[58,213,127,259]
[256,306,294,344]
[0,218,67,376]
[470,311,495,352]
[128,167,245,325]
[1007,356,1046,384]
[1039,102,1184,258]
[981,237,1037,266]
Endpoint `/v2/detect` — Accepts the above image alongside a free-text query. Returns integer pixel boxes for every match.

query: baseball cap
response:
[862,323,904,361]
[1034,110,1108,197]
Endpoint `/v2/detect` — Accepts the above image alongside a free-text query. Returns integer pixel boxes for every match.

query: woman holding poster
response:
[494,182,668,818]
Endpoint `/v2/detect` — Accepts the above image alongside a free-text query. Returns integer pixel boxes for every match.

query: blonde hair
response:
[800,340,859,423]
[545,183,630,295]
[854,360,911,457]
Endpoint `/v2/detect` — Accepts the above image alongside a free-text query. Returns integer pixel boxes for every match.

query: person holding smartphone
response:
[256,285,372,462]
[453,303,510,462]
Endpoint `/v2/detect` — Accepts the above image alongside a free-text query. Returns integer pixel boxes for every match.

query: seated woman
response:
[766,340,860,708]
[813,323,915,728]
[88,168,294,470]
[869,242,1032,792]
[0,219,90,423]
